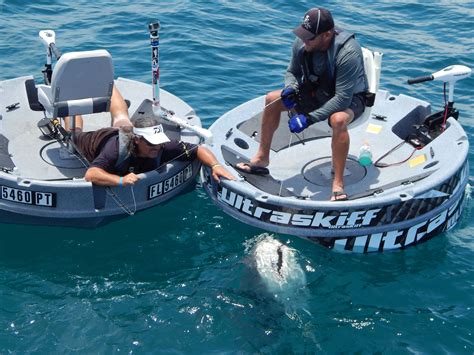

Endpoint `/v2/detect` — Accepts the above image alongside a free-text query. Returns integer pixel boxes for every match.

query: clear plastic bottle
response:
[358,141,373,166]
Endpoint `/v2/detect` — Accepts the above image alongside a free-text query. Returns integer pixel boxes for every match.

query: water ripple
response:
[0,1,473,353]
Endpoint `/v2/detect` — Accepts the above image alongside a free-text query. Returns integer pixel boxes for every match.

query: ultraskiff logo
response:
[218,187,381,229]
[326,191,464,253]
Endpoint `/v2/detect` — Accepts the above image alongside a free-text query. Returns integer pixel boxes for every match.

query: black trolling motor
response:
[36,30,71,144]
[406,64,471,147]
[37,30,79,156]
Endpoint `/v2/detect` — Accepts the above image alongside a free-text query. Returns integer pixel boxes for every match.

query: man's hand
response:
[121,173,141,186]
[281,86,298,109]
[196,146,236,183]
[288,113,308,133]
[211,164,235,183]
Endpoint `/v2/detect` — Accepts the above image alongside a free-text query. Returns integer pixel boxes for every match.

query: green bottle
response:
[358,141,372,166]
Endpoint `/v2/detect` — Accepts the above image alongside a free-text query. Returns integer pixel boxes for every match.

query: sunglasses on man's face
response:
[140,137,160,148]
[304,33,320,42]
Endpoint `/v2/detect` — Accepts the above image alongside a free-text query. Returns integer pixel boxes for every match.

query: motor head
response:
[408,65,471,85]
[39,30,56,48]
[432,65,471,84]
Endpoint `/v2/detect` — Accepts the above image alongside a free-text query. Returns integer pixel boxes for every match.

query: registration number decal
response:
[1,186,56,207]
[148,165,193,200]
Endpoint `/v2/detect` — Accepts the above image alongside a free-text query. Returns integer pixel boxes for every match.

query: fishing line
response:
[278,134,293,197]
[263,96,282,110]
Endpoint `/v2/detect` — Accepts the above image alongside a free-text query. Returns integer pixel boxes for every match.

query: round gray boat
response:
[0,31,202,227]
[202,50,471,253]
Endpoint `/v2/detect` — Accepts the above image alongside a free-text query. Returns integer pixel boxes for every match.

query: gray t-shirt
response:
[284,31,367,123]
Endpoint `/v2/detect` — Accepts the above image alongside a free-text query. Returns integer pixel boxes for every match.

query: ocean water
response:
[1,1,473,353]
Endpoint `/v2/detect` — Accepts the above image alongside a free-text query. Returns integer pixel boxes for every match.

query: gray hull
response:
[201,90,469,253]
[0,77,202,227]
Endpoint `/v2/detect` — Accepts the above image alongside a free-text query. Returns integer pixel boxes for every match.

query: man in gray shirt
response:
[236,8,368,201]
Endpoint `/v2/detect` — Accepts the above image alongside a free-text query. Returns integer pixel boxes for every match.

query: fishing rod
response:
[263,96,282,110]
[148,21,213,143]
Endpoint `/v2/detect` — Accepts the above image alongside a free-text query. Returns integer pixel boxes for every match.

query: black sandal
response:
[331,190,348,201]
[234,162,269,176]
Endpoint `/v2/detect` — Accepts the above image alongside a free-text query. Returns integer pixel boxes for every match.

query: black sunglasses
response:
[139,136,159,148]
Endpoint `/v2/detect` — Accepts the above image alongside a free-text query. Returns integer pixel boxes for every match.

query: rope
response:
[106,184,136,216]
[374,141,419,168]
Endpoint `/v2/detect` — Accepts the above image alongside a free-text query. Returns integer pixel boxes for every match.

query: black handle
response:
[50,43,62,60]
[148,21,160,36]
[407,75,434,85]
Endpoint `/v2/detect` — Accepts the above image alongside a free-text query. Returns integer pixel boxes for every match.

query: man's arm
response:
[110,86,133,128]
[85,167,140,186]
[84,137,140,187]
[197,146,235,183]
[162,141,235,183]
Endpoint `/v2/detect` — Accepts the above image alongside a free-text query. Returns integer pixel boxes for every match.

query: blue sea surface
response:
[1,1,473,353]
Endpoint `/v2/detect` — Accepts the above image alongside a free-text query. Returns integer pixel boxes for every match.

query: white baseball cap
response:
[133,124,170,145]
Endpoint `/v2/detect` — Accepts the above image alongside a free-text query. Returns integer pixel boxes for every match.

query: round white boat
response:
[201,50,471,253]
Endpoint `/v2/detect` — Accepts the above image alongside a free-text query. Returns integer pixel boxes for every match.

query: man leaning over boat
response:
[235,8,369,201]
[64,87,235,187]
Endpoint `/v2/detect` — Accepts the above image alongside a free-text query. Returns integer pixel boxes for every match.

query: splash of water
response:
[246,234,307,296]
[465,182,472,201]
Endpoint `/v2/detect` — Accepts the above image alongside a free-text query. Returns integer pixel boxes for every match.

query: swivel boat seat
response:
[36,49,115,145]
[347,47,382,129]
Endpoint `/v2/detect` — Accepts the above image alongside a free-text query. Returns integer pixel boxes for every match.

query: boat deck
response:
[211,90,468,203]
[0,77,198,181]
